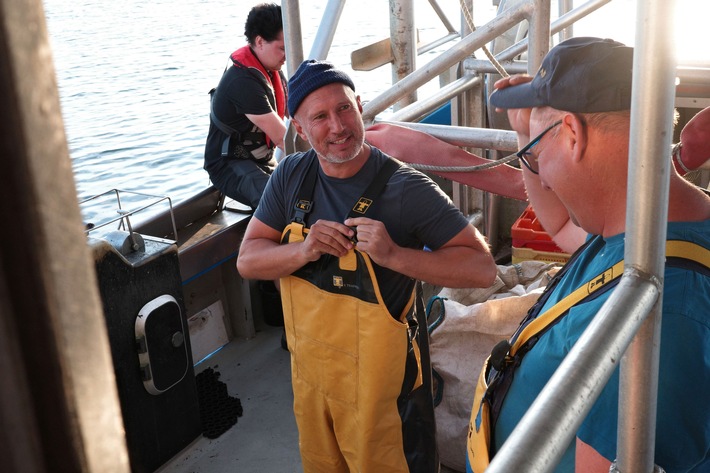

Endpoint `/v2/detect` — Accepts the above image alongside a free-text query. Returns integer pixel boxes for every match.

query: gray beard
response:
[319,135,365,164]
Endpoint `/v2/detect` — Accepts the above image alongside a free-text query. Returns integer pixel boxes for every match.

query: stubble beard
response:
[319,133,366,164]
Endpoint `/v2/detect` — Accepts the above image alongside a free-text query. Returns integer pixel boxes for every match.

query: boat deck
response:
[156,325,302,472]
[155,322,462,473]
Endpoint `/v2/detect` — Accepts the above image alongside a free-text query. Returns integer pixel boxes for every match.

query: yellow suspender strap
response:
[510,260,623,355]
[666,240,710,268]
[510,240,710,356]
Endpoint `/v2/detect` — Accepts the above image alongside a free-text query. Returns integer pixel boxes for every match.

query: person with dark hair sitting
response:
[204,3,287,209]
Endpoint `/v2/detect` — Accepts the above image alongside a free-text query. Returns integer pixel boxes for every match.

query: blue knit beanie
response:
[287,59,356,117]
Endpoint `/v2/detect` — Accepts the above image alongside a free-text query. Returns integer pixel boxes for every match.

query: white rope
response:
[407,152,519,173]
[458,0,509,78]
[398,2,526,175]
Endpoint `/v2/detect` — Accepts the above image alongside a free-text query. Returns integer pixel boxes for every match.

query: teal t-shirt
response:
[493,220,710,472]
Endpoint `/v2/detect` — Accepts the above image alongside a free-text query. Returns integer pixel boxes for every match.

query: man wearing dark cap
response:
[466,37,710,473]
[237,59,497,473]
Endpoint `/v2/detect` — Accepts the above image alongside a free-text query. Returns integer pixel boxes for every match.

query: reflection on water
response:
[44,0,267,223]
[45,0,653,227]
[44,0,477,226]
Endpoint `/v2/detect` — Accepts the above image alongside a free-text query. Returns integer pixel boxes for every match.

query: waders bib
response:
[280,157,438,473]
[466,238,710,472]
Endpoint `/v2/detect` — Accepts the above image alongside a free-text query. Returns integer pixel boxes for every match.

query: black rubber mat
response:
[195,367,243,439]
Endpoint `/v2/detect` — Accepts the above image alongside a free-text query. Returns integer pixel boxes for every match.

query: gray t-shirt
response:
[255,147,469,315]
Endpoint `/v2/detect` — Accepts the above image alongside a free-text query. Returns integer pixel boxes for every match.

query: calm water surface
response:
[43,0,488,225]
[44,0,651,226]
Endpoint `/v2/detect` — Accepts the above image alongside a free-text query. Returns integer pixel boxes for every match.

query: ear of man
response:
[564,113,588,165]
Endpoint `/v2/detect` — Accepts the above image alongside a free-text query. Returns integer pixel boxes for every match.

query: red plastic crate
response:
[511,205,565,253]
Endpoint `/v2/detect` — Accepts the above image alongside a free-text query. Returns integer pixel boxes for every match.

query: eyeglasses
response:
[516,120,562,174]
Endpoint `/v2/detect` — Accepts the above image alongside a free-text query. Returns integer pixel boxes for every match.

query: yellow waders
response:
[280,223,432,473]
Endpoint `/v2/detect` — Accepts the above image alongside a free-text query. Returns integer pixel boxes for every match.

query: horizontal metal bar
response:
[417,32,460,55]
[377,120,518,150]
[385,74,481,123]
[466,59,527,75]
[362,3,532,122]
[676,66,710,82]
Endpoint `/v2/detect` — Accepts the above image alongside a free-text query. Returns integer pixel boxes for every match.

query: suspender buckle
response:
[489,339,513,371]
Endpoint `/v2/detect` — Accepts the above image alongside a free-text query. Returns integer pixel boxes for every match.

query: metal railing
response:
[79,189,178,242]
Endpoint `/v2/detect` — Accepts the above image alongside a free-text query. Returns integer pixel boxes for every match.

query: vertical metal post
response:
[281,0,304,78]
[459,0,473,46]
[389,0,417,110]
[281,0,307,154]
[616,0,678,470]
[558,0,573,41]
[307,0,346,61]
[527,0,552,71]
[455,0,488,237]
[459,58,487,220]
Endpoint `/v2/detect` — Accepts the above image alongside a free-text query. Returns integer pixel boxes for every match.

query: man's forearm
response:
[237,239,310,280]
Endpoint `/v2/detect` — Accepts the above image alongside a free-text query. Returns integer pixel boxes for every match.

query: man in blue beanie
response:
[238,59,497,473]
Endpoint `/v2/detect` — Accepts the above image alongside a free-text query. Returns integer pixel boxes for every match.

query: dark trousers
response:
[208,156,276,209]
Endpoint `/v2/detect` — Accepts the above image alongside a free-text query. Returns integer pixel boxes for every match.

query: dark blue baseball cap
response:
[489,37,633,113]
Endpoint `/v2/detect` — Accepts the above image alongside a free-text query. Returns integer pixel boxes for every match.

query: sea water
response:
[43,0,490,225]
[43,0,645,226]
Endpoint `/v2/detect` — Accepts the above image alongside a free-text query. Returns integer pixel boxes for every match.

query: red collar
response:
[230,45,286,122]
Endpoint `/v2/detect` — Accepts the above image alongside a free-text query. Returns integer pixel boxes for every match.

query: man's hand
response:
[493,74,534,141]
[492,74,587,253]
[678,106,710,172]
[343,217,395,265]
[302,219,355,260]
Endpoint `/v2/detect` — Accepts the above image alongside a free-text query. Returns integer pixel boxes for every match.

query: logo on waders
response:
[296,200,312,212]
[333,276,344,288]
[352,198,373,214]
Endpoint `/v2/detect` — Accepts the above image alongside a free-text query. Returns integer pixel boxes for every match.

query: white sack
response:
[429,261,559,472]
